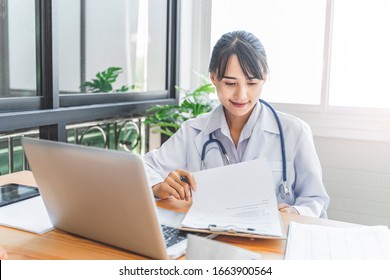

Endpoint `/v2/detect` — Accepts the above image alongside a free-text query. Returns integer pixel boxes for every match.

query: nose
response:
[236,84,248,100]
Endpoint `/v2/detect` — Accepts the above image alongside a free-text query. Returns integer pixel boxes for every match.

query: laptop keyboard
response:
[161,224,187,248]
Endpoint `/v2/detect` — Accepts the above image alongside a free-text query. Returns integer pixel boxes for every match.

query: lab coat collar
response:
[190,100,280,161]
[260,102,280,135]
[191,104,225,136]
[190,105,222,161]
[189,101,280,135]
[190,102,266,133]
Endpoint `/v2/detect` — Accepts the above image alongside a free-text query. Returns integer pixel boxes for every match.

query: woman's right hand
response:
[152,169,197,201]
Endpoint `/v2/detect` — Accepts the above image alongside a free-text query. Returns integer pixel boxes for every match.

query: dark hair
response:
[208,30,269,81]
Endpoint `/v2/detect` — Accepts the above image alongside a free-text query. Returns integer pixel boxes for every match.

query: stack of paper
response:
[0,196,53,234]
[181,158,283,238]
[285,222,390,259]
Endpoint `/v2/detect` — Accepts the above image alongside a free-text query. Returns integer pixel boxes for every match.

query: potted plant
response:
[144,80,215,143]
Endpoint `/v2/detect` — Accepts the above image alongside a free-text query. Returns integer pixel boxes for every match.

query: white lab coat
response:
[144,102,330,218]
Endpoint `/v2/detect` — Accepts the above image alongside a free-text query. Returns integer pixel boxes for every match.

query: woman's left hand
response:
[278,203,299,214]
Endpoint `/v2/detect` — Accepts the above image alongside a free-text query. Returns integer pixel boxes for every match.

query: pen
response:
[180,175,188,183]
[180,175,191,200]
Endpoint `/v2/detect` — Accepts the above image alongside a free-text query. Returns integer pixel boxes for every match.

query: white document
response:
[285,222,390,260]
[0,196,53,234]
[157,207,185,228]
[186,234,261,260]
[181,158,283,237]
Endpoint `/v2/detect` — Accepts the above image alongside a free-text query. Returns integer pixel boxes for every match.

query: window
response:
[204,0,390,142]
[205,0,390,140]
[59,0,167,94]
[1,0,36,98]
[211,0,326,105]
[330,0,390,109]
[211,0,390,111]
[0,0,178,145]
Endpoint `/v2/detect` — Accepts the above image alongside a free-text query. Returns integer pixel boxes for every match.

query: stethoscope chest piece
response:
[279,181,290,199]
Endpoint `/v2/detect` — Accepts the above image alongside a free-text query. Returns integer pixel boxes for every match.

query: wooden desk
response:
[0,171,355,260]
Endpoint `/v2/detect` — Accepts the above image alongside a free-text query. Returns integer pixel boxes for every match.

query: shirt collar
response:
[189,100,280,136]
[202,102,263,139]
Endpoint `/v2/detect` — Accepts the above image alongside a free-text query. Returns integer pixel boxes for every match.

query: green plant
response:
[80,67,130,93]
[144,81,215,137]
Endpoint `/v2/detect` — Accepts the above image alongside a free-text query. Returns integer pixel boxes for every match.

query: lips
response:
[230,101,249,108]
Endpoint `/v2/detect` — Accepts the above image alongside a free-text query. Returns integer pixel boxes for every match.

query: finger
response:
[175,177,191,200]
[278,203,289,210]
[166,176,186,200]
[157,182,180,200]
[182,183,191,201]
[173,173,192,200]
[177,169,197,190]
[152,183,173,199]
[170,171,191,199]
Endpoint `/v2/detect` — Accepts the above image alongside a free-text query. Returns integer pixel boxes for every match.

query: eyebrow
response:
[222,76,236,80]
[222,76,257,80]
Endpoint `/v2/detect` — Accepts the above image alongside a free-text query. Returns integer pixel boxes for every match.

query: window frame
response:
[269,0,390,142]
[0,0,179,141]
[198,0,390,142]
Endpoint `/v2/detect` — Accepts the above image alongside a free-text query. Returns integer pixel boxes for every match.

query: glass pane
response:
[0,130,39,175]
[211,0,326,105]
[329,0,390,108]
[59,0,167,94]
[66,118,144,154]
[1,0,36,98]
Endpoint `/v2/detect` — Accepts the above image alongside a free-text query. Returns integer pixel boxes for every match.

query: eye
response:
[224,82,236,86]
[247,78,260,86]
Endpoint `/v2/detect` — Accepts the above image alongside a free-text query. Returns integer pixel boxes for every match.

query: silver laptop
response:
[21,137,187,259]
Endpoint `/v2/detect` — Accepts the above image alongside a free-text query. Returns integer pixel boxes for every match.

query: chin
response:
[229,107,253,118]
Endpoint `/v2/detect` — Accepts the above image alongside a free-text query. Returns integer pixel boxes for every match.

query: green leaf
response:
[193,83,215,94]
[144,79,214,141]
[80,66,131,93]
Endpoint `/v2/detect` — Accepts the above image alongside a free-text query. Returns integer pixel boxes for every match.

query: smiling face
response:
[211,54,266,125]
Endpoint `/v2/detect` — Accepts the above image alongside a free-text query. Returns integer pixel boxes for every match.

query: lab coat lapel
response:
[241,122,267,161]
[194,131,204,163]
[191,105,225,164]
[241,103,280,162]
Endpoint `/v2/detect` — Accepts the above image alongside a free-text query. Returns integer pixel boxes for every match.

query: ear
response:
[262,74,268,83]
[210,72,218,86]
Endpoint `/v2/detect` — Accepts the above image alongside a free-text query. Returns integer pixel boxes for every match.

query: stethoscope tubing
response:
[259,99,287,183]
[200,99,289,198]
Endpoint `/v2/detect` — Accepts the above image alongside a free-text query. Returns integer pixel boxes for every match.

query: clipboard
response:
[179,221,287,240]
[179,158,286,239]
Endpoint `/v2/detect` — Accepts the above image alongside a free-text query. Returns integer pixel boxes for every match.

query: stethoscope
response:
[200,99,291,199]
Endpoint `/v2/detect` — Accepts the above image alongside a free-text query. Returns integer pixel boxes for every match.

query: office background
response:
[1,0,390,228]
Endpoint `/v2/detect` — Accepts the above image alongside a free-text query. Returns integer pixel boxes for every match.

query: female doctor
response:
[144,30,329,218]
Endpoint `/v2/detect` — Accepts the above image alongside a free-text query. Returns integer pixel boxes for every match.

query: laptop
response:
[21,137,188,260]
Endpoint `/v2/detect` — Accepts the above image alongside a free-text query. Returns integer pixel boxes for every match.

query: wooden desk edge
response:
[0,171,359,260]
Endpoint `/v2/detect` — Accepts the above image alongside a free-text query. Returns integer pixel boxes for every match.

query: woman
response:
[144,30,329,218]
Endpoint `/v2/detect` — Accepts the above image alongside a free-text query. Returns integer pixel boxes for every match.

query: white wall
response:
[315,136,390,226]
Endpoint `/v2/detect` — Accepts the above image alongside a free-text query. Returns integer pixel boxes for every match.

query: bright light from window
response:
[329,0,390,109]
[211,0,326,105]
